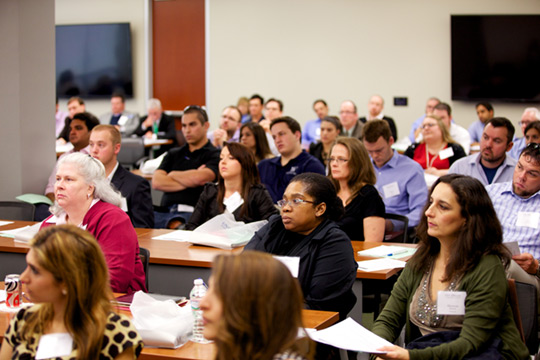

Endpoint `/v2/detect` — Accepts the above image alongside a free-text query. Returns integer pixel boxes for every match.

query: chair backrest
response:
[139,247,150,291]
[383,213,409,243]
[509,279,538,354]
[0,201,35,221]
[118,138,145,169]
[507,279,526,343]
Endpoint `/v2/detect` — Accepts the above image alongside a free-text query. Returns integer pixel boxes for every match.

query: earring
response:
[62,289,67,295]
[87,193,91,199]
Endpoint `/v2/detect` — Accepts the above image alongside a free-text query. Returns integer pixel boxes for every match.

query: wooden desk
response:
[0,282,338,360]
[144,139,173,148]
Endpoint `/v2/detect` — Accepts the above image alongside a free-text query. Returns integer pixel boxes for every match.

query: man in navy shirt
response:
[258,117,325,203]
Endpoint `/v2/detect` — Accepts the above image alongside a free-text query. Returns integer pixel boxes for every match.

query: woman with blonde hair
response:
[0,225,144,359]
[404,115,466,177]
[200,251,314,360]
[329,137,386,241]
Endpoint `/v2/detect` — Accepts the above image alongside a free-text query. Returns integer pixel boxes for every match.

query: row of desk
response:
[0,220,413,359]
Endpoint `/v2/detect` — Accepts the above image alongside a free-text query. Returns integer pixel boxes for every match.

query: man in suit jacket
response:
[89,124,154,228]
[339,100,364,139]
[359,95,397,140]
[98,92,139,136]
[134,98,177,157]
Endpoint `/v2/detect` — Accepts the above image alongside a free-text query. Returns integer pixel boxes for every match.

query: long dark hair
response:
[217,142,260,217]
[240,122,273,163]
[408,174,511,281]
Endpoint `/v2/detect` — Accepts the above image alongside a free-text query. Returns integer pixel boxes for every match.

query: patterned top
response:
[273,351,307,360]
[5,306,143,359]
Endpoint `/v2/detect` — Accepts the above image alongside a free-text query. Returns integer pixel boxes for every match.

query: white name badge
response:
[516,211,540,229]
[437,291,466,315]
[36,333,73,359]
[223,191,244,213]
[438,147,454,160]
[120,197,128,212]
[118,114,129,126]
[382,182,400,199]
[273,255,300,278]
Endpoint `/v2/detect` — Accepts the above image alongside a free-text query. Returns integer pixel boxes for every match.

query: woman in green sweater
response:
[371,174,529,360]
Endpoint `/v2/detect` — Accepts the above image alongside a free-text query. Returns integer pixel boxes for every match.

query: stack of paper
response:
[357,245,416,259]
[0,223,41,243]
[357,258,407,272]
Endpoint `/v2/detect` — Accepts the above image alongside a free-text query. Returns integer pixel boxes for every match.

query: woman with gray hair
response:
[41,152,146,293]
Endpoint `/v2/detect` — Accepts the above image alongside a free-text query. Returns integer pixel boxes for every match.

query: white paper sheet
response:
[357,259,407,272]
[274,256,300,278]
[0,226,31,238]
[309,318,393,353]
[0,221,14,227]
[504,241,521,256]
[357,245,413,258]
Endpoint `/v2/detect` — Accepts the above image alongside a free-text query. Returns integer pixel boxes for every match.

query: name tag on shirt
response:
[223,192,244,213]
[439,147,454,160]
[36,333,73,359]
[516,211,540,229]
[273,256,300,278]
[120,197,128,212]
[437,291,466,315]
[382,182,400,199]
[118,115,129,126]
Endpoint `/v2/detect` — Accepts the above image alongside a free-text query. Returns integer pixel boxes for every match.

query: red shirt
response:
[412,142,450,170]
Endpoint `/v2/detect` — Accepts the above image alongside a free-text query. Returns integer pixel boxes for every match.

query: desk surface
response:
[0,283,338,360]
[0,221,415,279]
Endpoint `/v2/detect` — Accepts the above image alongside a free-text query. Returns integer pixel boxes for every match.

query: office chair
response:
[383,213,409,243]
[508,279,539,355]
[139,247,150,291]
[118,138,147,170]
[0,201,35,221]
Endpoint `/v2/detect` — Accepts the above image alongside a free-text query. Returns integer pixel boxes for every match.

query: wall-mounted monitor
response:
[451,15,540,103]
[56,23,133,99]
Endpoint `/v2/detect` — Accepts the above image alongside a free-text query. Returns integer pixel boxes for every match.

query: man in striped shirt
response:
[487,143,540,293]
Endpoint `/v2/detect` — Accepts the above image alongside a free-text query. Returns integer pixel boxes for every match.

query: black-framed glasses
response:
[277,198,316,208]
[526,142,540,151]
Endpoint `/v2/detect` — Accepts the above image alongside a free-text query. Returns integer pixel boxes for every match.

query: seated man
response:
[359,95,397,140]
[152,106,220,228]
[302,99,329,149]
[508,107,540,160]
[362,120,427,229]
[98,92,139,136]
[57,96,86,144]
[207,105,242,148]
[134,98,177,156]
[339,100,364,139]
[242,94,265,124]
[45,112,100,202]
[487,143,540,300]
[258,116,325,203]
[89,125,154,228]
[449,118,516,185]
[468,102,494,143]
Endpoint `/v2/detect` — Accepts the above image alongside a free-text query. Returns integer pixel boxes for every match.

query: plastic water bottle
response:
[190,278,211,343]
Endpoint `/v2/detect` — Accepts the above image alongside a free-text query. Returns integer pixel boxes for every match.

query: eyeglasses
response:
[421,123,437,130]
[328,157,349,164]
[526,142,540,151]
[519,121,533,127]
[277,198,316,208]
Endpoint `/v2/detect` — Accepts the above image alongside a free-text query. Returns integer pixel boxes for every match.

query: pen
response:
[385,249,408,256]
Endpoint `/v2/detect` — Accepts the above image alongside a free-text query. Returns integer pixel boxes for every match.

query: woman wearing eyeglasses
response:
[245,172,357,320]
[328,137,386,242]
[404,115,466,177]
[185,142,278,230]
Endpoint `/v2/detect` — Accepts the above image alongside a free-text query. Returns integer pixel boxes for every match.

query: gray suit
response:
[99,111,139,136]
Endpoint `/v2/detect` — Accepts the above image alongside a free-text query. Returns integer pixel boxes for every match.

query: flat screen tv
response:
[56,23,133,99]
[451,15,540,103]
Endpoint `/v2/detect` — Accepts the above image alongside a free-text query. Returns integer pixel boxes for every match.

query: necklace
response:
[425,143,445,168]
[415,268,456,327]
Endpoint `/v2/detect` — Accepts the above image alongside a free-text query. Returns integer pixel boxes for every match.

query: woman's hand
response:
[375,345,410,360]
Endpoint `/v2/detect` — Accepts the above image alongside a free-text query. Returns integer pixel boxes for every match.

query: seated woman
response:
[200,251,314,360]
[185,142,278,230]
[405,115,466,177]
[245,173,357,319]
[309,116,342,168]
[0,225,144,359]
[240,122,274,163]
[525,120,540,145]
[371,174,529,359]
[41,152,146,294]
[328,137,385,242]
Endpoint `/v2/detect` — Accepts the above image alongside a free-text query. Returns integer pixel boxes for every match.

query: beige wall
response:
[0,0,55,199]
[55,0,540,137]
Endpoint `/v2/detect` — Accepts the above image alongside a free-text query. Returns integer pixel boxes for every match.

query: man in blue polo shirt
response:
[362,120,427,229]
[258,116,325,203]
